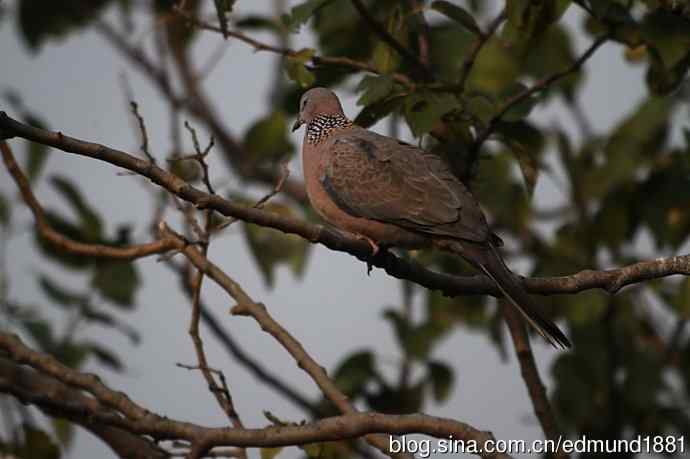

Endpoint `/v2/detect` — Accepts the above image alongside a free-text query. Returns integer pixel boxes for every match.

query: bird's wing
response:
[321,129,490,242]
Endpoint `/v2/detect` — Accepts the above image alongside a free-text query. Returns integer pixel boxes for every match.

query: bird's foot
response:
[355,234,380,256]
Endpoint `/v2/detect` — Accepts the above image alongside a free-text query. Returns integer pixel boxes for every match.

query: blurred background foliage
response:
[1,0,690,458]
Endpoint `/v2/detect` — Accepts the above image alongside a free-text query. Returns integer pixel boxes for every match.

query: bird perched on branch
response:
[292,87,570,349]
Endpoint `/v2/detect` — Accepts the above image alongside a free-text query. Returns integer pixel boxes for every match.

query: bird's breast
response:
[301,141,429,249]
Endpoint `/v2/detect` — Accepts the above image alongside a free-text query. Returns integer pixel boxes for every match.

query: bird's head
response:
[292,87,345,132]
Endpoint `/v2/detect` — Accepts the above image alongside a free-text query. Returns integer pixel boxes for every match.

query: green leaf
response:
[91,261,140,307]
[51,176,103,241]
[53,341,89,368]
[281,0,334,33]
[87,342,124,371]
[404,92,459,137]
[642,10,690,70]
[503,0,572,57]
[524,24,580,100]
[0,192,10,228]
[499,82,540,122]
[21,318,54,350]
[235,15,281,32]
[431,1,481,36]
[333,350,375,396]
[496,121,545,197]
[285,49,316,88]
[242,203,311,287]
[52,418,75,449]
[371,7,407,74]
[261,448,283,459]
[23,114,49,182]
[356,75,395,107]
[18,0,113,51]
[467,37,520,95]
[243,111,293,163]
[39,275,87,307]
[14,424,60,459]
[427,361,454,402]
[353,93,406,128]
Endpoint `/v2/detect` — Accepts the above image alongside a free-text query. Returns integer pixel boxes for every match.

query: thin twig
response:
[158,223,414,459]
[350,0,431,79]
[0,140,177,260]
[457,9,506,92]
[129,101,156,163]
[472,35,609,154]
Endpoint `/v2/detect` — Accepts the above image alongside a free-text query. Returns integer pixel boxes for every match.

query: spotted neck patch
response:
[306,114,352,144]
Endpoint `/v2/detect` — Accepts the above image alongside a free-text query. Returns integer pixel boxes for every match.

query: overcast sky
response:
[0,1,654,458]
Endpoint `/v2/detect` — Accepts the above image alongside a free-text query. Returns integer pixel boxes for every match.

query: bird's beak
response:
[292,118,304,132]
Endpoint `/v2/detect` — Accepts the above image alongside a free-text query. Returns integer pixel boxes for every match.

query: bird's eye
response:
[301,98,308,109]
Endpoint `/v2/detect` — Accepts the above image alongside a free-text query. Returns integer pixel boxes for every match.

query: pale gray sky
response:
[0,1,650,458]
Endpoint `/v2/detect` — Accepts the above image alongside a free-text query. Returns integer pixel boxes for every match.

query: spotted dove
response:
[293,87,570,349]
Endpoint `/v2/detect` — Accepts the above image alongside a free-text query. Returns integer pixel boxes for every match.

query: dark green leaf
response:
[87,342,124,371]
[242,203,311,287]
[431,1,481,36]
[371,7,407,74]
[39,275,87,307]
[91,261,140,307]
[235,15,281,32]
[23,114,50,182]
[403,92,459,137]
[353,93,406,128]
[51,176,103,241]
[54,341,89,368]
[282,0,334,33]
[356,75,395,107]
[52,418,75,449]
[0,192,9,227]
[18,0,113,51]
[21,318,54,350]
[261,447,283,459]
[427,361,454,402]
[333,351,375,396]
[496,121,545,197]
[13,424,60,459]
[285,50,316,88]
[243,111,293,163]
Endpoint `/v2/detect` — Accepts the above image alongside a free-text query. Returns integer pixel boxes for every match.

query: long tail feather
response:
[447,241,571,349]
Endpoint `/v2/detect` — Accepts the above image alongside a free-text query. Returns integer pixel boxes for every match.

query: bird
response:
[292,87,571,349]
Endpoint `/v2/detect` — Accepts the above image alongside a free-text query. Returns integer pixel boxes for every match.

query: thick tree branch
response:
[0,357,167,459]
[2,113,690,300]
[0,333,510,458]
[0,140,178,260]
[502,305,568,459]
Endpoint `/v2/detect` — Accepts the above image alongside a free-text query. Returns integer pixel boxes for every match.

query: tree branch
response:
[173,7,415,89]
[472,34,609,153]
[350,0,432,79]
[0,140,178,260]
[2,113,690,300]
[502,304,568,459]
[0,333,510,458]
[158,224,407,458]
[0,357,168,459]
